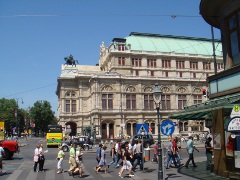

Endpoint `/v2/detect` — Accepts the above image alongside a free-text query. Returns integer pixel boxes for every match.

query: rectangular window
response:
[144,94,154,110]
[126,94,136,110]
[150,71,154,76]
[178,95,186,109]
[192,73,196,78]
[135,70,139,76]
[118,44,125,51]
[162,60,171,68]
[227,10,240,66]
[102,94,113,109]
[194,95,202,104]
[165,71,168,77]
[147,59,156,67]
[118,57,125,66]
[203,62,211,70]
[132,58,142,66]
[65,100,76,113]
[190,62,198,69]
[162,95,171,110]
[72,100,76,112]
[176,61,185,69]
[65,100,70,112]
[179,72,182,77]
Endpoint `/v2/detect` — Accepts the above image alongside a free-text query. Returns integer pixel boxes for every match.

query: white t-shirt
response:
[0,147,4,158]
[34,148,40,156]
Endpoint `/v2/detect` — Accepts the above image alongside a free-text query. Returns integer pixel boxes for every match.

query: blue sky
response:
[0,0,221,116]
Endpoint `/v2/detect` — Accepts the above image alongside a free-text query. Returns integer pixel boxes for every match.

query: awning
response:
[168,92,240,120]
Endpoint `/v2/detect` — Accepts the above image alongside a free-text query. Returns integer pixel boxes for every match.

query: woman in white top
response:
[33,145,40,172]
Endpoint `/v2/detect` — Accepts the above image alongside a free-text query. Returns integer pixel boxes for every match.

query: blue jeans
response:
[108,154,117,166]
[206,152,212,169]
[133,153,143,170]
[166,151,176,168]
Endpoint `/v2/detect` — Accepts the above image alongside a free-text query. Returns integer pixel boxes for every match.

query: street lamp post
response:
[15,98,24,137]
[153,83,163,180]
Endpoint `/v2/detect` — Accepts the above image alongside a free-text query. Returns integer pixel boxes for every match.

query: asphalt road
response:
[0,137,207,180]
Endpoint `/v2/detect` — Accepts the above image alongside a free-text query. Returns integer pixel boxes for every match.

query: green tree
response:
[30,100,57,136]
[0,98,25,136]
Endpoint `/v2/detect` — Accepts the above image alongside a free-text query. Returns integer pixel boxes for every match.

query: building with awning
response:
[169,0,240,178]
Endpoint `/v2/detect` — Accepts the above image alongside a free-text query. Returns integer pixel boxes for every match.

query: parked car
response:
[121,134,155,148]
[59,136,93,152]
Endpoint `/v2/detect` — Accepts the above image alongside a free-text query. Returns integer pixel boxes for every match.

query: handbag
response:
[34,155,39,162]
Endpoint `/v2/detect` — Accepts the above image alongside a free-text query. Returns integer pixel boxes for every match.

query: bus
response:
[46,125,63,147]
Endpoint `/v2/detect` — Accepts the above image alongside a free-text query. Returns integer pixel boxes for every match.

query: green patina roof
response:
[125,32,222,56]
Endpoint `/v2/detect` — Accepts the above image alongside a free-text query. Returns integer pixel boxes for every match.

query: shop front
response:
[169,92,240,178]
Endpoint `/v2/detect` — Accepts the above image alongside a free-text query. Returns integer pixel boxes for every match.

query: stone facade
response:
[56,33,222,139]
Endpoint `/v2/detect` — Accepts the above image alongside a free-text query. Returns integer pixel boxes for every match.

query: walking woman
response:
[96,145,108,174]
[107,143,116,168]
[33,144,40,172]
[56,146,65,174]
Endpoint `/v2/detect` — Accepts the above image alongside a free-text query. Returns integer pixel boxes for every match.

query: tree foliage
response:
[0,98,25,136]
[0,98,57,136]
[30,100,57,135]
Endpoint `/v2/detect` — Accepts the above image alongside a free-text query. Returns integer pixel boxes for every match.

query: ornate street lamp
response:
[153,83,163,180]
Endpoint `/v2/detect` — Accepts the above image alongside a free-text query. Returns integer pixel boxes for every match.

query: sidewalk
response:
[141,155,228,180]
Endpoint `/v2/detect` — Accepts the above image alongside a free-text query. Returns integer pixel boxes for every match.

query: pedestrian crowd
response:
[29,133,213,178]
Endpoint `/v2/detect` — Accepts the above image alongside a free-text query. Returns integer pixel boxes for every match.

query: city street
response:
[0,137,227,180]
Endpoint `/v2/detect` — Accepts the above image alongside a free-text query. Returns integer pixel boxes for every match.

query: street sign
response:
[230,105,240,118]
[160,120,175,136]
[136,124,148,135]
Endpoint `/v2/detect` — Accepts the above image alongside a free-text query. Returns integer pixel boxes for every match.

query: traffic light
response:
[202,88,206,96]
[93,126,96,133]
[202,88,209,98]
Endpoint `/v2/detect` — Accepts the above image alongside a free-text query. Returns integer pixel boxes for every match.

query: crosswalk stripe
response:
[62,170,75,179]
[26,170,38,180]
[45,169,56,180]
[6,170,22,180]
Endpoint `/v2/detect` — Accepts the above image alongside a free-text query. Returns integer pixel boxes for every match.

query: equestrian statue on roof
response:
[64,54,79,67]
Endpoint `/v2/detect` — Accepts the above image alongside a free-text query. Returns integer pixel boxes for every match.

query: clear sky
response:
[0,0,221,116]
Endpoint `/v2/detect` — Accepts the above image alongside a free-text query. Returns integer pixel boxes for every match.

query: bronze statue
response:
[64,54,79,67]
